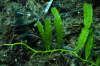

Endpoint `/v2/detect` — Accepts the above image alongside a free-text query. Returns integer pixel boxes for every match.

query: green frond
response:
[44,18,52,50]
[75,2,93,55]
[51,7,64,49]
[36,19,52,50]
[75,28,89,51]
[36,21,45,40]
[85,28,93,60]
[83,2,93,29]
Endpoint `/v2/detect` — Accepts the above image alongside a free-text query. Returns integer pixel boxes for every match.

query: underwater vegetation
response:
[0,0,100,66]
[36,7,64,50]
[75,2,93,59]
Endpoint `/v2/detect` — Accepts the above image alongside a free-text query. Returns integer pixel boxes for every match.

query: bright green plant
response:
[75,28,90,51]
[83,2,93,29]
[36,21,45,43]
[36,18,52,50]
[44,18,52,50]
[75,2,93,60]
[36,7,64,50]
[85,28,93,60]
[51,8,64,49]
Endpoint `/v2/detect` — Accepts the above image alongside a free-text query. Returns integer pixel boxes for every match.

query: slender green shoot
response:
[75,2,93,61]
[36,21,45,41]
[44,18,52,50]
[36,19,52,50]
[0,43,96,65]
[83,2,93,60]
[85,28,93,60]
[83,2,93,29]
[51,7,64,49]
[75,28,89,51]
